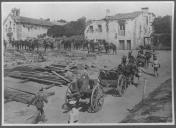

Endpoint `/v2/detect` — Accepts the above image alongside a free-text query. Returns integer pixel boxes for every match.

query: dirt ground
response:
[3,49,172,124]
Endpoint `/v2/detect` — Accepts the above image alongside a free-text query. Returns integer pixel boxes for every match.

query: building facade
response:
[3,8,65,44]
[84,8,155,50]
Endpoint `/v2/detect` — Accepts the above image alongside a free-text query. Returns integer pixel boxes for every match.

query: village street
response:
[4,50,172,124]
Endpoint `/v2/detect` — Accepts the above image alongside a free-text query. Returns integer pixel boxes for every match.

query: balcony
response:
[119,30,125,36]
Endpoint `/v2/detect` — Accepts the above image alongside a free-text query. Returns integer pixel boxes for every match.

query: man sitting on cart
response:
[67,66,92,101]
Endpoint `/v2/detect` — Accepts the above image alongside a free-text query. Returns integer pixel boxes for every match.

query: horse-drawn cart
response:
[64,74,104,113]
[98,69,128,96]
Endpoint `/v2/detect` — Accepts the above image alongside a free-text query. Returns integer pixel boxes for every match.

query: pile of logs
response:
[7,64,75,86]
[5,63,75,105]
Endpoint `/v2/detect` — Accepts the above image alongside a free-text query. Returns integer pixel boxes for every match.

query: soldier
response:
[118,55,127,74]
[27,87,48,122]
[152,49,158,61]
[145,50,152,68]
[79,65,91,94]
[128,51,135,64]
[152,56,160,77]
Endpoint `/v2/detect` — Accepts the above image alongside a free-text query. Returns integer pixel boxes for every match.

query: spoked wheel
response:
[88,84,104,113]
[65,84,72,103]
[62,84,72,110]
[117,74,127,97]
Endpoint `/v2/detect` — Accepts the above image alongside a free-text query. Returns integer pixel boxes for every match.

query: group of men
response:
[25,46,160,124]
[117,48,160,87]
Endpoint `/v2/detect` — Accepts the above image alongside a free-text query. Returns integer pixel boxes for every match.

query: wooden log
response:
[51,64,67,68]
[49,65,66,71]
[5,87,32,104]
[5,87,55,105]
[9,73,63,85]
[7,87,35,95]
[51,70,71,83]
[10,71,66,85]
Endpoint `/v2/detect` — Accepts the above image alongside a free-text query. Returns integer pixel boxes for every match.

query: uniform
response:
[152,59,160,76]
[28,89,48,119]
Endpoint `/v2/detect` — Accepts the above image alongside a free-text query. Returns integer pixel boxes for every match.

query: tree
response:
[152,15,171,47]
[152,15,171,34]
[47,17,86,37]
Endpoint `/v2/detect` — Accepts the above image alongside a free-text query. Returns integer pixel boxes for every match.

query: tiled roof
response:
[13,16,63,26]
[104,11,143,20]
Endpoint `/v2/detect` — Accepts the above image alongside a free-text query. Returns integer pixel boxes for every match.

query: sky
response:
[2,2,174,22]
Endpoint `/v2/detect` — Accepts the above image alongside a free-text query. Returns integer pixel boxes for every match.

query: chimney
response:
[106,9,110,17]
[11,8,20,16]
[141,7,149,13]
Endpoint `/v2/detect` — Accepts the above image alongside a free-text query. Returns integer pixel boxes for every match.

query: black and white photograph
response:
[2,1,174,125]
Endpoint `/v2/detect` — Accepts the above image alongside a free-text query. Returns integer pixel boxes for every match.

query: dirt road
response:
[4,50,172,124]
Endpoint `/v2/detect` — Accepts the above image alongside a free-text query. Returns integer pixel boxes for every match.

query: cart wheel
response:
[65,84,72,103]
[117,74,127,96]
[88,84,104,113]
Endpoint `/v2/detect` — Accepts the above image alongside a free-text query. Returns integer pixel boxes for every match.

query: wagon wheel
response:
[117,74,127,97]
[65,84,72,104]
[88,84,104,113]
[62,84,73,110]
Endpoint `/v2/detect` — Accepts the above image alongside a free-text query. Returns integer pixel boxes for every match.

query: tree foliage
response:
[152,15,172,47]
[47,17,86,38]
[152,15,171,33]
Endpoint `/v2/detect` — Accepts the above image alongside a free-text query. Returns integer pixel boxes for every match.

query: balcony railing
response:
[119,30,125,36]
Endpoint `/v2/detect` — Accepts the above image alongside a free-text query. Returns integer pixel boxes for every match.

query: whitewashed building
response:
[3,8,65,43]
[84,8,156,50]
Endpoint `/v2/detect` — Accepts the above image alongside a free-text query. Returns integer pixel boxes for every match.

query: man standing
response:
[152,56,160,77]
[28,87,48,122]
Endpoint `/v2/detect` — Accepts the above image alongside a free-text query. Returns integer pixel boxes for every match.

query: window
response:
[118,20,125,36]
[6,25,7,32]
[139,25,142,37]
[120,23,125,30]
[106,22,109,32]
[145,16,148,25]
[127,40,131,50]
[98,25,102,32]
[114,33,117,39]
[119,40,125,50]
[118,20,125,30]
[89,26,93,32]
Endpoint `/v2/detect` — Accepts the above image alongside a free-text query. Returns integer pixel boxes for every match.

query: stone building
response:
[84,7,156,50]
[3,8,65,43]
